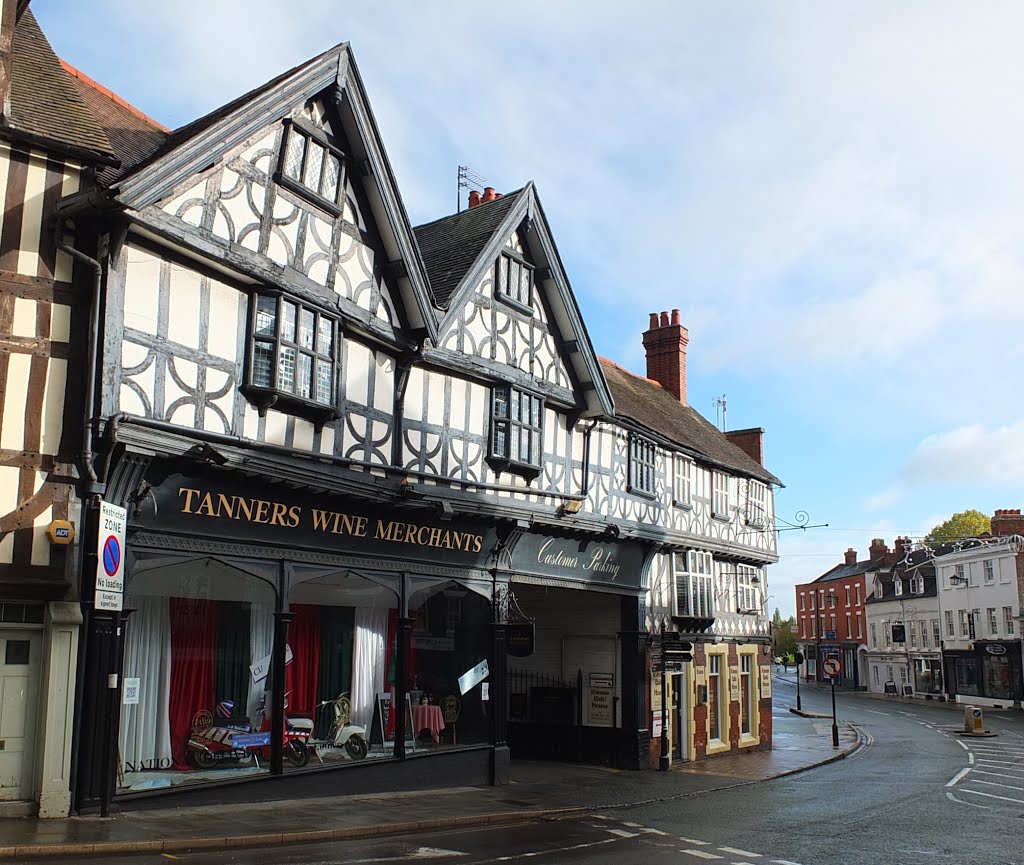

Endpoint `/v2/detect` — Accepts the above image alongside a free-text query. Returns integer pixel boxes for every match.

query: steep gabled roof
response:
[599,358,781,486]
[4,9,115,162]
[414,191,521,307]
[60,60,169,184]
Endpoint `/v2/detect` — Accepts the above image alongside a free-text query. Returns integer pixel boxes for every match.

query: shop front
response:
[944,641,1023,707]
[85,460,508,806]
[498,530,651,770]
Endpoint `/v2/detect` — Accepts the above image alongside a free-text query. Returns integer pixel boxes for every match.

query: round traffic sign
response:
[102,535,121,577]
[822,657,841,677]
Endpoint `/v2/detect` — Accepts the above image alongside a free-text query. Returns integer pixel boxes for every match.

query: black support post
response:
[490,620,509,784]
[393,616,412,759]
[271,609,293,775]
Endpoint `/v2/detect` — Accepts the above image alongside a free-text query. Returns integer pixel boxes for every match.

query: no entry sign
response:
[95,501,127,611]
[822,657,842,678]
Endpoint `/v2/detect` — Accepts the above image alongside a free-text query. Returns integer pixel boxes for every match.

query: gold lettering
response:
[340,514,360,536]
[416,525,431,546]
[269,502,290,526]
[196,492,218,517]
[233,496,254,521]
[441,531,454,549]
[404,523,419,544]
[375,520,401,542]
[351,515,368,537]
[311,509,332,532]
[216,494,235,519]
[253,499,271,524]
[471,535,482,553]
[178,487,201,514]
[287,506,301,528]
[428,527,443,547]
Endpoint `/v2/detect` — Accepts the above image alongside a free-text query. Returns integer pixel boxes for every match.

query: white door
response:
[0,630,41,801]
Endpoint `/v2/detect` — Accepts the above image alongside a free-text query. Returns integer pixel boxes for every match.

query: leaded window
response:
[278,121,344,213]
[674,550,713,619]
[673,454,693,506]
[744,480,767,526]
[245,292,338,420]
[628,434,657,497]
[490,386,543,476]
[495,253,533,310]
[712,471,730,518]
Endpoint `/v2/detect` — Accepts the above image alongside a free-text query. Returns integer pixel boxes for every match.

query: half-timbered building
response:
[0,4,782,815]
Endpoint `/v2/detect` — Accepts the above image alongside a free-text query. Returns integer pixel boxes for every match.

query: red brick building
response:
[795,539,903,688]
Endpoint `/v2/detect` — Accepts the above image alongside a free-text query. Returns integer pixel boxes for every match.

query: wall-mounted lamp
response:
[558,499,584,516]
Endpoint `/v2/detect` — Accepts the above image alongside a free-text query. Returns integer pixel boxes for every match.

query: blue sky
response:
[37,1,1024,618]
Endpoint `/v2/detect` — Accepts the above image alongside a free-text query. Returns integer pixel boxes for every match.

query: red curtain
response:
[169,597,216,770]
[285,604,320,719]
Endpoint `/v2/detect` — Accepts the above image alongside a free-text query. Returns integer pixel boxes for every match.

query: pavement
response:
[0,690,860,860]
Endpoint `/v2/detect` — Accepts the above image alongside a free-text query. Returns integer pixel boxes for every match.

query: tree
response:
[925,509,991,545]
[771,608,797,660]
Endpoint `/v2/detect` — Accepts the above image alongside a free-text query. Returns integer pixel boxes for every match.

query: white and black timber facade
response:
[0,2,782,816]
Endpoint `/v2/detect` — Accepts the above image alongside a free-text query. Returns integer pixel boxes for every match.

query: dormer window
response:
[893,578,903,596]
[495,252,533,312]
[277,120,345,215]
[875,580,883,599]
[489,386,543,478]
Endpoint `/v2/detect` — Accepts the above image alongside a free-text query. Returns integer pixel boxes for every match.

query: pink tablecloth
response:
[411,704,445,743]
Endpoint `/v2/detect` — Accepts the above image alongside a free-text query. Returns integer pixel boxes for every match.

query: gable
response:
[423,185,612,416]
[102,45,434,341]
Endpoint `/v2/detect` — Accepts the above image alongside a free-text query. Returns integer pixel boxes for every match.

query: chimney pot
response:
[660,311,669,327]
[482,186,497,203]
[671,309,680,325]
[648,312,659,330]
[468,190,481,208]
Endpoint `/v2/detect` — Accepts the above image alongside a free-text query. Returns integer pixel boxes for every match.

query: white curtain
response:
[119,596,172,772]
[351,606,388,728]
[247,604,275,724]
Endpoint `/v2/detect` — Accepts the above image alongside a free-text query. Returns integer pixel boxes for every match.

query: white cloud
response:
[899,420,1024,485]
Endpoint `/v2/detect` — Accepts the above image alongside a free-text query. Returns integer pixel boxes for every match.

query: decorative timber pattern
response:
[155,100,398,330]
[0,142,83,582]
[438,232,571,389]
[112,241,394,464]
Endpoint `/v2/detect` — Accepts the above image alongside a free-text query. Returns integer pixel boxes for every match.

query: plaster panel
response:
[1,353,29,450]
[39,358,67,456]
[123,246,162,335]
[166,265,202,349]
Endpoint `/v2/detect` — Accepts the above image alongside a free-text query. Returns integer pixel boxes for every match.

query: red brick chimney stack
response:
[869,538,889,562]
[992,509,1024,537]
[642,308,689,405]
[844,548,857,567]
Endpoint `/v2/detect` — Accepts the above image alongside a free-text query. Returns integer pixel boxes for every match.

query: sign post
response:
[95,502,127,610]
[822,655,842,746]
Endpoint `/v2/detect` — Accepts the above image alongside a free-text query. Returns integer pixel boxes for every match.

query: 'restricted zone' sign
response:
[95,501,127,611]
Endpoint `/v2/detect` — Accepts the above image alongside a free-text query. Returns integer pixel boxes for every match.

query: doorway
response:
[0,630,42,801]
[670,671,687,762]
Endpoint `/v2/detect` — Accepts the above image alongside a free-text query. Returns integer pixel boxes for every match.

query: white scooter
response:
[312,693,368,761]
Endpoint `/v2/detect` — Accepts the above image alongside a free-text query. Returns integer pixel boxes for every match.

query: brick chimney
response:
[642,309,689,404]
[468,189,481,208]
[725,428,764,466]
[481,186,497,203]
[869,538,889,562]
[992,509,1024,538]
[844,548,857,567]
[0,0,17,120]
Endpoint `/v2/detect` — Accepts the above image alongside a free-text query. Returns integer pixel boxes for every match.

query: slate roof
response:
[599,357,781,486]
[61,61,169,185]
[5,9,114,161]
[413,190,523,307]
[812,561,883,583]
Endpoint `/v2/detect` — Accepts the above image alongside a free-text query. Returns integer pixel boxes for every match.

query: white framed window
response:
[983,560,995,584]
[800,593,806,611]
[811,618,817,638]
[809,592,815,611]
[875,580,883,599]
[735,564,760,613]
[893,578,903,596]
[830,614,836,633]
[873,666,879,686]
[932,619,941,645]
[988,607,998,636]
[909,620,917,648]
[628,434,657,497]
[909,575,923,594]
[885,625,892,647]
[921,621,929,648]
[959,610,970,637]
[828,590,837,608]
[744,480,767,527]
[844,586,851,606]
[712,471,730,518]
[945,610,954,637]
[674,550,713,619]
[673,455,693,507]
[1004,607,1015,635]
[955,564,966,585]
[846,612,852,638]
[708,654,723,742]
[740,654,754,736]
[857,613,863,640]
[899,666,908,685]
[855,584,862,605]
[870,622,877,647]
[278,120,345,213]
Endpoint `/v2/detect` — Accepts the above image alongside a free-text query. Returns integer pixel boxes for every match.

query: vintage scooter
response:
[185,696,310,769]
[310,693,368,761]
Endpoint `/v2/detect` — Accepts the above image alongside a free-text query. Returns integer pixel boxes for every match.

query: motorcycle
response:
[311,693,368,761]
[185,695,311,769]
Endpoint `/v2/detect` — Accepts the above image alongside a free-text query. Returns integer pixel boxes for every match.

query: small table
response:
[410,704,445,743]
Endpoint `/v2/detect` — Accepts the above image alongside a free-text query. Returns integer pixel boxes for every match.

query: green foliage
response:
[771,610,798,659]
[925,509,991,545]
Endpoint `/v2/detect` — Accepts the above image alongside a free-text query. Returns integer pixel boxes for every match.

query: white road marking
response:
[679,837,711,845]
[343,848,468,863]
[771,860,807,865]
[681,850,724,860]
[971,779,1024,792]
[866,710,891,716]
[976,758,1023,767]
[717,846,761,857]
[492,838,619,861]
[606,829,640,838]
[946,790,991,809]
[946,768,971,787]
[956,740,969,750]
[960,788,1024,804]
[973,769,1024,780]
